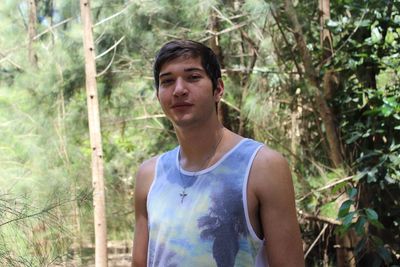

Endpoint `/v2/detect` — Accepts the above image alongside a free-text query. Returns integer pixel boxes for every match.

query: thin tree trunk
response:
[319,1,355,266]
[28,0,38,67]
[79,0,108,266]
[238,35,247,136]
[209,10,225,70]
[283,0,344,168]
[47,0,55,45]
[238,30,259,136]
[319,0,333,59]
[208,9,226,125]
[290,109,299,170]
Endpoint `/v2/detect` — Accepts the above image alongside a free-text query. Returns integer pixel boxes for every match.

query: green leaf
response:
[320,202,338,219]
[338,200,353,218]
[389,142,400,152]
[332,181,347,194]
[363,108,381,116]
[381,105,394,117]
[370,219,385,230]
[365,208,378,221]
[358,19,372,27]
[354,216,367,236]
[348,187,358,199]
[346,132,362,144]
[365,208,384,229]
[385,29,395,44]
[342,211,356,229]
[371,235,384,246]
[366,168,378,183]
[327,20,340,28]
[377,246,393,264]
[355,237,367,256]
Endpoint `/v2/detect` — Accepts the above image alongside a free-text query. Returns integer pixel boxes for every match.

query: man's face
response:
[157,56,223,128]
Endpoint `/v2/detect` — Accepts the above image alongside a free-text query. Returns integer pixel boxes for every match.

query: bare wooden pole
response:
[79,0,108,266]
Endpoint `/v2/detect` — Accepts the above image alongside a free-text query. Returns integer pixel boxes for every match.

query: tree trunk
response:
[319,1,355,266]
[209,10,225,70]
[238,29,259,136]
[319,0,333,59]
[318,0,345,167]
[79,0,108,266]
[28,0,38,67]
[208,9,227,126]
[283,0,344,168]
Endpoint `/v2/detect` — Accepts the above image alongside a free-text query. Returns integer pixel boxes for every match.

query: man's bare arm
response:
[252,148,304,267]
[132,157,157,267]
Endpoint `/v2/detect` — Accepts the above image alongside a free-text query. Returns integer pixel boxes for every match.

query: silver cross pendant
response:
[180,189,188,203]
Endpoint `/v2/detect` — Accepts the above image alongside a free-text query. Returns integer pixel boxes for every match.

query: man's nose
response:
[173,78,187,97]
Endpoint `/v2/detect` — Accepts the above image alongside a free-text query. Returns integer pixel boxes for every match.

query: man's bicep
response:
[254,149,304,266]
[132,159,156,267]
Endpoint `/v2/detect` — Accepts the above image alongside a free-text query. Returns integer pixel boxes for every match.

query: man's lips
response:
[171,102,193,109]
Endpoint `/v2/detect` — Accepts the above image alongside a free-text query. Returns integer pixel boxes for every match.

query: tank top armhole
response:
[146,155,161,213]
[242,144,264,242]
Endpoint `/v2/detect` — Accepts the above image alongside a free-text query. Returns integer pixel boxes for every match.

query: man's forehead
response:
[159,56,204,76]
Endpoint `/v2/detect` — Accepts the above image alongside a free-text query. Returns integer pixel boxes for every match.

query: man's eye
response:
[160,79,173,85]
[189,75,201,81]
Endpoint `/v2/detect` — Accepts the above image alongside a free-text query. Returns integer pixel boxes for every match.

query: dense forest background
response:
[0,0,399,266]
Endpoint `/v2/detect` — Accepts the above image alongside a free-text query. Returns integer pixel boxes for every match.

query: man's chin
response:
[172,117,200,128]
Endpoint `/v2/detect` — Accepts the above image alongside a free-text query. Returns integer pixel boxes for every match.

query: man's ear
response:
[214,78,224,102]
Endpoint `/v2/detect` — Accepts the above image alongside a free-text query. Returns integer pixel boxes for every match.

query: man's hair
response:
[153,40,222,91]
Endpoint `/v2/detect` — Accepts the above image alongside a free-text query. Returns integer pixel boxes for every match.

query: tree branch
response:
[298,209,342,226]
[1,18,73,63]
[93,1,132,28]
[304,223,329,259]
[95,36,125,60]
[270,7,303,78]
[297,175,356,202]
[283,0,319,88]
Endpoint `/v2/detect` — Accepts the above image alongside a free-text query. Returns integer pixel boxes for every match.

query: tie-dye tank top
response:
[147,138,268,267]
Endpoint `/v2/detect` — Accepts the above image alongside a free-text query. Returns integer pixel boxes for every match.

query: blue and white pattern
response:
[147,139,268,267]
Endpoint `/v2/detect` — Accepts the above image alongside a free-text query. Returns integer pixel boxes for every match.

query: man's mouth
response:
[171,102,193,108]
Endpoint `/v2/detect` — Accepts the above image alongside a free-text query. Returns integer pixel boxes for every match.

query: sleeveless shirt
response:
[147,138,269,267]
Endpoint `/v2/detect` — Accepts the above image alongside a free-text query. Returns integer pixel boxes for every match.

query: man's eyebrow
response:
[159,72,172,78]
[183,67,204,72]
[159,67,205,78]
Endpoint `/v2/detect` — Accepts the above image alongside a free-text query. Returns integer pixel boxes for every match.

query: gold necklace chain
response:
[178,129,224,203]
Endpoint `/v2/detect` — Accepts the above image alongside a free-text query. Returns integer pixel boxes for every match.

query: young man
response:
[132,40,304,267]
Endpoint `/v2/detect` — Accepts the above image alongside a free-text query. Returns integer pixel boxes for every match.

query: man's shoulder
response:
[136,156,159,181]
[250,145,292,197]
[254,145,288,167]
[254,146,290,180]
[135,156,159,204]
[137,145,179,177]
[140,155,159,168]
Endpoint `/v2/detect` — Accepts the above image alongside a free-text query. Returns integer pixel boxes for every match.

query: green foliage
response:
[327,1,400,264]
[267,0,400,264]
[1,0,400,265]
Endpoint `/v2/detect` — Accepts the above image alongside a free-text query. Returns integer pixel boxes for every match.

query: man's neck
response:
[175,121,225,171]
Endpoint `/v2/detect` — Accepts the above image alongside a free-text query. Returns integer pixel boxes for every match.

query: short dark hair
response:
[153,40,222,91]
